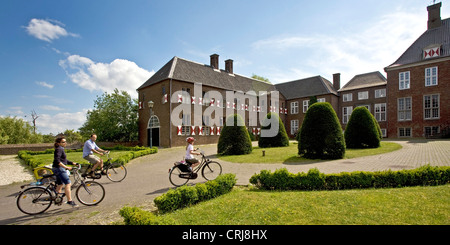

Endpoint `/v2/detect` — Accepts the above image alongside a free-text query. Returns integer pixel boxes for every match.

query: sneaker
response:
[66,201,79,207]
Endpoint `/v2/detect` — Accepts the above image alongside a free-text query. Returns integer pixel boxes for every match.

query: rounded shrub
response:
[217,114,252,155]
[298,102,345,159]
[344,106,381,148]
[258,112,289,148]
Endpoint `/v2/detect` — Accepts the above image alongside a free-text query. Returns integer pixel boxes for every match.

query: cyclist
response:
[82,134,108,177]
[185,137,201,171]
[53,136,78,207]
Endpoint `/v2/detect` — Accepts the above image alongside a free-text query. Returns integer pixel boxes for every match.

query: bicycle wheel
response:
[16,187,53,215]
[169,166,189,187]
[202,161,222,181]
[76,181,105,206]
[106,163,127,182]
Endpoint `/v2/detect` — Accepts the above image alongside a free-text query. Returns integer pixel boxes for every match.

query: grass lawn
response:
[218,141,402,164]
[161,185,449,225]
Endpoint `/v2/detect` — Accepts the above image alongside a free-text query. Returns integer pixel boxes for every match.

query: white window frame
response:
[291,120,299,135]
[398,97,412,121]
[342,106,353,124]
[375,89,386,98]
[302,100,309,113]
[343,93,352,102]
[291,101,299,114]
[399,71,410,90]
[424,94,440,119]
[374,103,386,122]
[358,91,369,100]
[425,67,438,86]
[399,127,412,137]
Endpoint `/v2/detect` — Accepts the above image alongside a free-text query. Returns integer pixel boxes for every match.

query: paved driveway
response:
[0,139,449,225]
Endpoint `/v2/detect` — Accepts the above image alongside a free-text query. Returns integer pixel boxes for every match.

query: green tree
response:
[79,89,138,142]
[218,114,252,155]
[344,107,381,148]
[0,116,42,144]
[298,102,345,159]
[258,112,289,148]
[251,74,272,84]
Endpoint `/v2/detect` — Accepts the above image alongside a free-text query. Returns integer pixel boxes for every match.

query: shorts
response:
[84,154,100,164]
[185,158,199,165]
[52,167,71,185]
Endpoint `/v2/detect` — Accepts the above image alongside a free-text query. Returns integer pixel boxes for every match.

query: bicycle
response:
[168,149,222,187]
[73,151,127,186]
[16,164,105,215]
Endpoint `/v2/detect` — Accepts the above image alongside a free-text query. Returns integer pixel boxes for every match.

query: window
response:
[424,94,439,119]
[398,97,412,121]
[381,129,387,138]
[425,67,438,86]
[399,71,410,90]
[399,127,412,137]
[302,100,309,113]
[375,103,386,122]
[358,91,368,100]
[291,120,299,135]
[375,89,386,98]
[424,126,439,137]
[343,93,352,102]
[342,106,352,124]
[317,98,325,102]
[291,101,299,114]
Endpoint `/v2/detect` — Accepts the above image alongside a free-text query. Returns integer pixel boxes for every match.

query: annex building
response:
[137,2,449,147]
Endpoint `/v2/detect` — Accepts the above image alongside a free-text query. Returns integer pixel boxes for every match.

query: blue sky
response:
[1,0,448,135]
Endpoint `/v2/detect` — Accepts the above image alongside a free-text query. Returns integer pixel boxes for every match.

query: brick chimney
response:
[225,59,233,74]
[427,2,442,30]
[210,54,219,69]
[333,73,341,91]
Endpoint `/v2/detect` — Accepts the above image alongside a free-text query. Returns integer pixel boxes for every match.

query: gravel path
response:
[0,155,34,186]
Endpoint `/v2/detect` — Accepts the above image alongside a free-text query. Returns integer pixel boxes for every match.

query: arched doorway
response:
[147,115,160,147]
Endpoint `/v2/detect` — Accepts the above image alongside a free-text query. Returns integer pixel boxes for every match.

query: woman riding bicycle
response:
[185,137,201,171]
[52,136,78,207]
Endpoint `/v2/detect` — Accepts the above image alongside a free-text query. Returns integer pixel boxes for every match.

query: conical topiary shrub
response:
[217,114,252,155]
[298,102,345,159]
[344,106,381,148]
[258,112,289,148]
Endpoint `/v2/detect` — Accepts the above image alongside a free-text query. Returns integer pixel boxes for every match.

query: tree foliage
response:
[344,107,381,148]
[0,116,43,144]
[217,114,252,155]
[298,102,345,159]
[79,89,138,142]
[258,112,289,148]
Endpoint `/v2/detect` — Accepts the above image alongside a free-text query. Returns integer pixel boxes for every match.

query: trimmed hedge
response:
[119,206,176,225]
[344,106,381,148]
[218,114,252,155]
[18,145,158,169]
[249,165,450,191]
[258,112,289,148]
[153,173,236,214]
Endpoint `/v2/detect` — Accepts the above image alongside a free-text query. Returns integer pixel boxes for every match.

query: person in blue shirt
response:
[82,134,107,177]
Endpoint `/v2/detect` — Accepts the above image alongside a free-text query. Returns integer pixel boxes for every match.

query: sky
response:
[1,0,449,135]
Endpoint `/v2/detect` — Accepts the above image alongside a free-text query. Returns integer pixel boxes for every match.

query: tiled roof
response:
[338,71,387,92]
[274,76,338,100]
[137,56,276,93]
[387,18,450,68]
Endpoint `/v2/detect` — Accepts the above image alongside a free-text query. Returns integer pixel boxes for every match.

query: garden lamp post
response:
[148,101,154,148]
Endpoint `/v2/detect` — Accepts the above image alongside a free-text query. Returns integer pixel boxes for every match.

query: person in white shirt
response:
[185,137,200,171]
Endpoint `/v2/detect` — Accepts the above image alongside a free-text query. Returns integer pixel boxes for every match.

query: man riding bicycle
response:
[83,134,108,177]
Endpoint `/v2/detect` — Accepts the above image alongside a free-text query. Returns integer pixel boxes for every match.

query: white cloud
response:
[36,81,54,89]
[251,11,425,84]
[24,18,79,42]
[36,110,88,135]
[59,55,154,98]
[39,105,64,111]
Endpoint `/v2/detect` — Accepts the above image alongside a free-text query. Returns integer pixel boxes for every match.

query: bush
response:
[344,107,381,148]
[249,165,450,191]
[154,173,236,213]
[298,102,345,159]
[258,112,289,148]
[218,114,252,155]
[119,206,176,225]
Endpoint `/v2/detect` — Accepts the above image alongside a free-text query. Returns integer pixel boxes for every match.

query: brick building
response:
[384,2,450,138]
